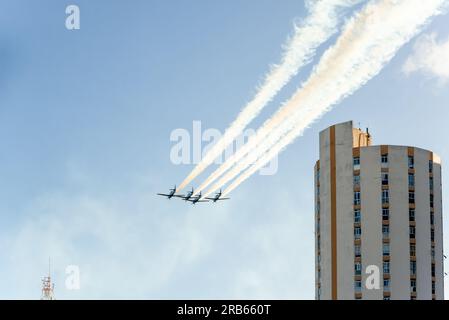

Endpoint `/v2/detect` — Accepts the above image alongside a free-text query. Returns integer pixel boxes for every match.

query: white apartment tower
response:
[314,121,444,300]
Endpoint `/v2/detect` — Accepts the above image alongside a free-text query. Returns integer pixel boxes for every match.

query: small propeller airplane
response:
[205,189,230,203]
[180,187,195,202]
[157,186,183,199]
[187,192,209,205]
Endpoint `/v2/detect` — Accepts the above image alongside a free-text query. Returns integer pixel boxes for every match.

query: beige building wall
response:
[315,121,444,300]
[335,123,356,300]
[415,148,432,299]
[360,146,382,300]
[389,146,410,299]
[433,160,444,299]
[317,126,332,300]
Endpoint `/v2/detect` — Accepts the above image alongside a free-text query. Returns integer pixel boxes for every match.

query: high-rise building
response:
[314,121,444,300]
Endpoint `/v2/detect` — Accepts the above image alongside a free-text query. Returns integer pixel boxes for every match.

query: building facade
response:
[314,121,444,300]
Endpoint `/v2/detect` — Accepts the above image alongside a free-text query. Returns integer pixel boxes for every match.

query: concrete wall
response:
[415,148,432,299]
[389,146,410,299]
[318,125,332,299]
[433,160,444,299]
[335,122,356,299]
[360,146,382,299]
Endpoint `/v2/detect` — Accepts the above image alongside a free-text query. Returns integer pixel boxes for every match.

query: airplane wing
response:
[172,195,185,198]
[157,193,170,197]
[217,198,230,200]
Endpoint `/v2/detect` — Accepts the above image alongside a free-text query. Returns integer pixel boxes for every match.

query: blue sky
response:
[0,0,448,299]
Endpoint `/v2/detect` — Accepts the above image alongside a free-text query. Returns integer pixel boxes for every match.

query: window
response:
[383,296,391,300]
[431,229,435,242]
[430,194,434,208]
[431,264,435,277]
[411,280,417,292]
[381,154,388,164]
[354,227,362,239]
[354,174,361,187]
[383,243,390,256]
[383,261,390,274]
[355,244,361,257]
[353,157,360,167]
[408,156,414,169]
[355,262,362,275]
[410,261,417,276]
[355,280,362,292]
[429,160,433,173]
[409,208,415,222]
[354,209,361,223]
[382,173,389,186]
[316,169,320,183]
[410,226,416,239]
[382,189,389,204]
[354,191,361,205]
[408,173,415,188]
[430,213,434,225]
[410,244,416,256]
[384,279,390,291]
[382,208,390,221]
[432,281,436,295]
[429,177,434,190]
[431,247,435,260]
[409,192,415,204]
[382,225,390,239]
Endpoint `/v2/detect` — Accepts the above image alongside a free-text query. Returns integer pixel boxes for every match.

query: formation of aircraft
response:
[157,186,230,204]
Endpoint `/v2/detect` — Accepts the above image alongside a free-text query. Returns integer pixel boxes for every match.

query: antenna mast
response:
[41,257,55,300]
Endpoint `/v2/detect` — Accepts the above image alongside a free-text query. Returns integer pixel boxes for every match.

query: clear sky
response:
[0,0,448,299]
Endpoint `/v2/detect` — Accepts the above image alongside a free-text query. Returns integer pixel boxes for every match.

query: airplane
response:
[205,189,230,203]
[157,186,183,199]
[180,187,195,202]
[187,192,209,205]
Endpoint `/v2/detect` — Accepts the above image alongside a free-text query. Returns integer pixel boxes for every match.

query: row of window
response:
[429,164,436,298]
[409,169,416,299]
[354,176,362,300]
[352,155,434,173]
[353,190,419,206]
[353,173,433,190]
[355,221,415,237]
[353,155,418,169]
[383,179,391,301]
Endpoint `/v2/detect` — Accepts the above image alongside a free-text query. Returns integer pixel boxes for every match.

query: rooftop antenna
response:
[41,257,55,300]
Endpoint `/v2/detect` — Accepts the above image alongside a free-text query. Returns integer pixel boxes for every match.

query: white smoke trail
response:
[205,0,448,198]
[177,0,364,192]
[195,0,376,197]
